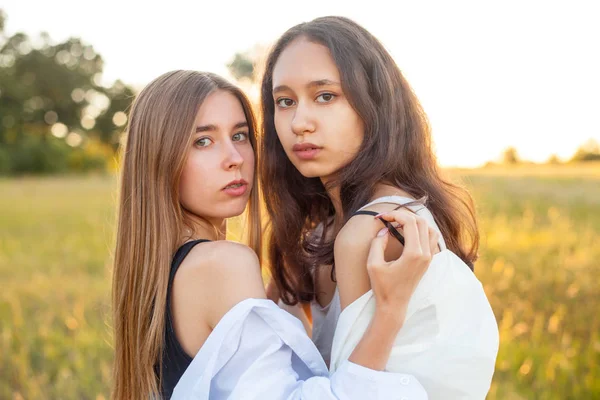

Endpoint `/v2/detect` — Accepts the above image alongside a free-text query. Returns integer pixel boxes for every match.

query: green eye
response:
[233,132,248,141]
[195,137,212,147]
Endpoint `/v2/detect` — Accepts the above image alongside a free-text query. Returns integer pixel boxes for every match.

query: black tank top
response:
[157,239,210,399]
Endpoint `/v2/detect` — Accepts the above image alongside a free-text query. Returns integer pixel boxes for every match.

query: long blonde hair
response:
[111,70,261,400]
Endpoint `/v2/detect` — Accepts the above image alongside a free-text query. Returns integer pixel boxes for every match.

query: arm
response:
[334,203,407,311]
[172,239,430,399]
[172,298,428,400]
[171,241,267,355]
[337,208,441,370]
[173,240,395,370]
[335,204,441,310]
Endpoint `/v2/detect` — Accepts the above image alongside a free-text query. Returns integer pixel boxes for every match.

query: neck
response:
[371,183,415,201]
[183,213,226,242]
[321,177,344,228]
[322,180,413,225]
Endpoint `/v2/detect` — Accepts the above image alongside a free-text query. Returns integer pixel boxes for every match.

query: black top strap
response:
[159,239,211,399]
[352,210,379,217]
[350,210,405,246]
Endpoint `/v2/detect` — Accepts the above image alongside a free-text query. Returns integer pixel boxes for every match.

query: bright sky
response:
[2,0,599,167]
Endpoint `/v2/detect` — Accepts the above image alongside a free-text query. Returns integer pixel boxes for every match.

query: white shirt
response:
[314,196,499,399]
[331,237,499,399]
[331,249,499,399]
[311,196,447,369]
[171,298,428,400]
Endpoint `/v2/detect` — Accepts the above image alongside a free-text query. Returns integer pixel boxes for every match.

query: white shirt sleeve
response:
[171,299,428,400]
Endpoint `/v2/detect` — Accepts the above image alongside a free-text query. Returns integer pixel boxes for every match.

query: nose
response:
[222,141,244,170]
[291,103,316,136]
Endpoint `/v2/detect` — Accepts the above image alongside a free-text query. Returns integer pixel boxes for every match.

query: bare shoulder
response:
[335,203,406,309]
[180,240,260,276]
[173,240,266,329]
[335,202,402,249]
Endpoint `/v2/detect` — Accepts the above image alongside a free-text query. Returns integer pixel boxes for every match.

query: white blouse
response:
[330,250,499,400]
[171,298,428,400]
[318,196,499,399]
[311,196,448,368]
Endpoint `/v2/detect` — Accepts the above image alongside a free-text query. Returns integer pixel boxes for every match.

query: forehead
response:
[272,38,340,88]
[195,90,246,125]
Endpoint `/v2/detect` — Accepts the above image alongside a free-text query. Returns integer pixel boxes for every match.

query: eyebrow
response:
[195,121,248,133]
[272,79,341,94]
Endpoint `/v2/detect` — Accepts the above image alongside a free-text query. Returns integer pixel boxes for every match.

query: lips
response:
[223,179,248,190]
[222,179,249,197]
[292,143,322,160]
[292,143,321,152]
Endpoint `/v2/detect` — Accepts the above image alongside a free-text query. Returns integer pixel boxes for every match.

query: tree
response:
[570,138,600,162]
[0,9,5,33]
[0,9,135,173]
[546,154,561,164]
[227,52,255,81]
[501,147,520,165]
[226,44,270,84]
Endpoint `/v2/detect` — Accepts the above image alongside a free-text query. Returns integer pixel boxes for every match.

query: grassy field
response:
[1,164,599,399]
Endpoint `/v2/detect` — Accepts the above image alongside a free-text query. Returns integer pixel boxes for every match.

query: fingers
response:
[376,208,440,262]
[429,227,441,255]
[367,227,390,270]
[416,216,431,258]
[375,208,416,225]
[395,212,420,261]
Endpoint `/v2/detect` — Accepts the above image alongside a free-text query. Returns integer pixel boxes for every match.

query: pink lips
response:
[292,143,322,160]
[223,179,248,196]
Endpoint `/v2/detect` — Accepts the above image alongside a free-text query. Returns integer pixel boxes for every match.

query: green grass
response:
[0,177,116,400]
[453,166,600,399]
[1,164,599,399]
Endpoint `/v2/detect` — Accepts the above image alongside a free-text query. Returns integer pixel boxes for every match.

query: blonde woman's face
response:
[179,90,254,221]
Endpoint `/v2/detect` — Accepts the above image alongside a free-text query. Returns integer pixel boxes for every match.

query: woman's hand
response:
[366,208,440,321]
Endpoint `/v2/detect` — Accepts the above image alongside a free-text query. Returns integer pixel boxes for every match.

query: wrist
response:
[373,306,405,331]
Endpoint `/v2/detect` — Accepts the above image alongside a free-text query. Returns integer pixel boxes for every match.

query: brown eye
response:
[316,93,336,103]
[276,98,295,108]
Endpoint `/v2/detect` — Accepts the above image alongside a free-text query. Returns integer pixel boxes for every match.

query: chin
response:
[295,165,336,180]
[224,201,249,218]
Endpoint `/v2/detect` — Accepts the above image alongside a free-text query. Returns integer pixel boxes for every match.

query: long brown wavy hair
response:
[111,70,261,399]
[260,16,479,305]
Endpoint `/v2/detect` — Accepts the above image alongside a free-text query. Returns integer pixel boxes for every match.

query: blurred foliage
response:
[227,52,255,81]
[502,146,520,165]
[0,9,134,175]
[570,139,600,162]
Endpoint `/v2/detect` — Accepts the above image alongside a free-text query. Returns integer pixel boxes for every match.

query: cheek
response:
[242,146,255,175]
[334,112,364,159]
[179,155,212,207]
[274,113,290,142]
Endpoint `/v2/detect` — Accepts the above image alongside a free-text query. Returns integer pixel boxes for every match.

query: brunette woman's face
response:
[271,38,364,183]
[179,90,254,221]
